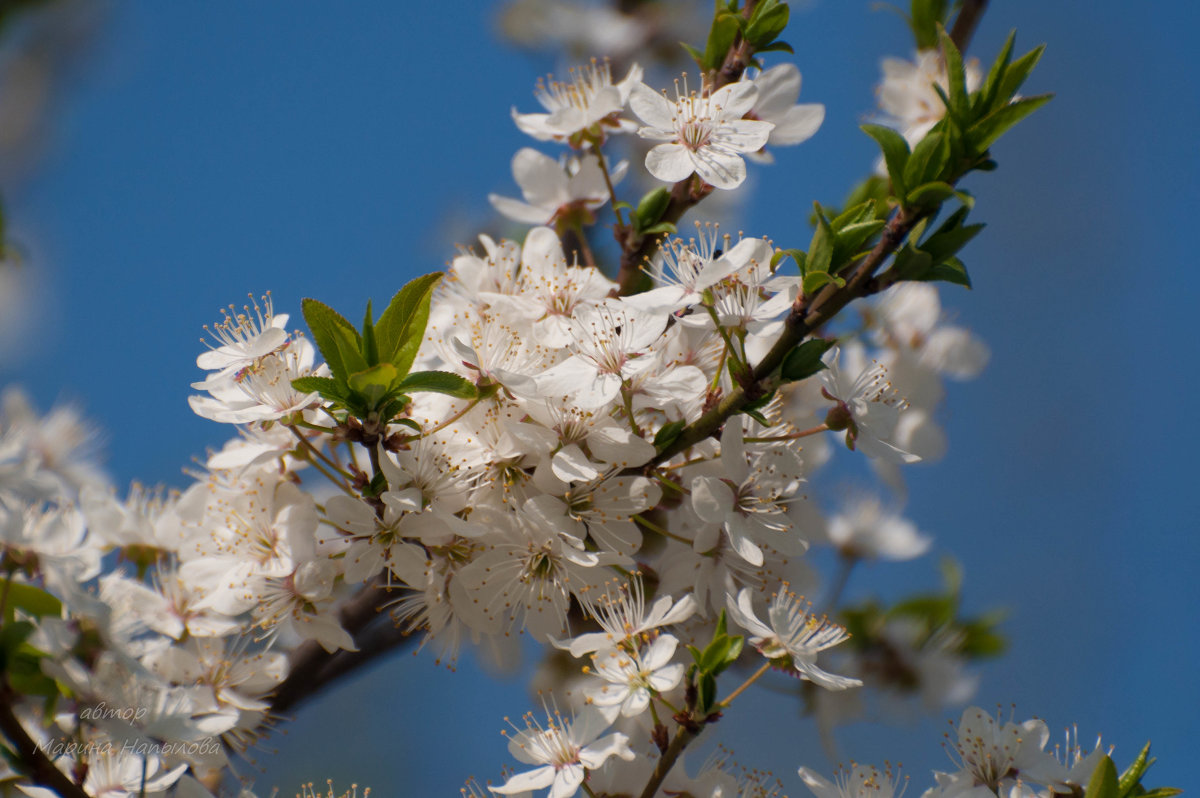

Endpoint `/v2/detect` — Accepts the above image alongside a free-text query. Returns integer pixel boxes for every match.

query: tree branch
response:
[0,685,91,798]
[267,575,397,715]
[950,0,989,53]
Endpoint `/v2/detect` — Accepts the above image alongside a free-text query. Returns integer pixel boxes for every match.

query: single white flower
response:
[935,706,1067,797]
[512,60,642,145]
[489,148,626,226]
[820,346,920,464]
[492,705,635,797]
[825,495,931,561]
[690,421,807,566]
[586,634,685,718]
[563,573,696,657]
[631,78,773,189]
[726,586,862,690]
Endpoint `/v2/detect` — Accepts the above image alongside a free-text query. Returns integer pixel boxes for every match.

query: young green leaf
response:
[746,1,789,48]
[938,26,969,122]
[654,419,687,450]
[291,375,346,399]
[1085,756,1120,798]
[977,30,1017,114]
[904,130,948,188]
[781,338,834,382]
[634,187,672,233]
[302,298,360,381]
[0,579,62,622]
[703,13,741,72]
[376,272,442,375]
[397,370,479,400]
[861,124,911,198]
[968,94,1053,153]
[906,181,956,208]
[1117,744,1154,798]
[996,44,1046,106]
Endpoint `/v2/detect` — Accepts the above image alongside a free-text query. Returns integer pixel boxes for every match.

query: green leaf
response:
[302,298,359,382]
[376,272,442,375]
[634,187,672,233]
[714,607,728,638]
[687,644,704,668]
[331,323,369,379]
[700,635,734,673]
[698,672,717,713]
[746,1,789,47]
[641,222,678,236]
[922,217,985,263]
[904,131,948,188]
[802,271,844,295]
[906,181,956,207]
[977,30,1017,114]
[1118,744,1153,798]
[347,362,399,399]
[0,579,62,621]
[968,94,1053,153]
[923,256,971,288]
[910,0,948,49]
[361,300,379,366]
[996,44,1046,107]
[938,26,969,122]
[781,338,834,382]
[396,370,479,400]
[724,635,743,664]
[755,40,794,54]
[831,200,877,231]
[1085,756,1120,798]
[1136,789,1183,798]
[806,203,835,275]
[680,41,704,65]
[654,420,687,450]
[702,13,741,71]
[861,124,911,197]
[835,219,886,259]
[291,375,346,400]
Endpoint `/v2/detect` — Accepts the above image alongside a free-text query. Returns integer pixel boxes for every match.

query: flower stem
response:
[744,423,829,443]
[420,396,482,438]
[719,661,773,708]
[633,514,691,545]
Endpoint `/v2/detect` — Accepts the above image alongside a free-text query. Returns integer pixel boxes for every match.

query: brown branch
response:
[267,575,396,715]
[949,0,989,53]
[0,684,90,798]
[638,726,697,798]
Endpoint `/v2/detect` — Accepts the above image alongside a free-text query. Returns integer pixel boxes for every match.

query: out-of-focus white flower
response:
[631,78,773,189]
[490,148,626,226]
[825,495,930,561]
[878,50,983,148]
[798,764,904,798]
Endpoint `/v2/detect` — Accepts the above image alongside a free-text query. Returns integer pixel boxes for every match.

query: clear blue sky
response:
[3,0,1197,793]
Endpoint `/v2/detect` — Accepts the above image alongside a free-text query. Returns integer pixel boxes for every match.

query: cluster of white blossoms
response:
[0,5,1134,798]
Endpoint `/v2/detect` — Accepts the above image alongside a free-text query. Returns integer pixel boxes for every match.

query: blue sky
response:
[3,0,1197,794]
